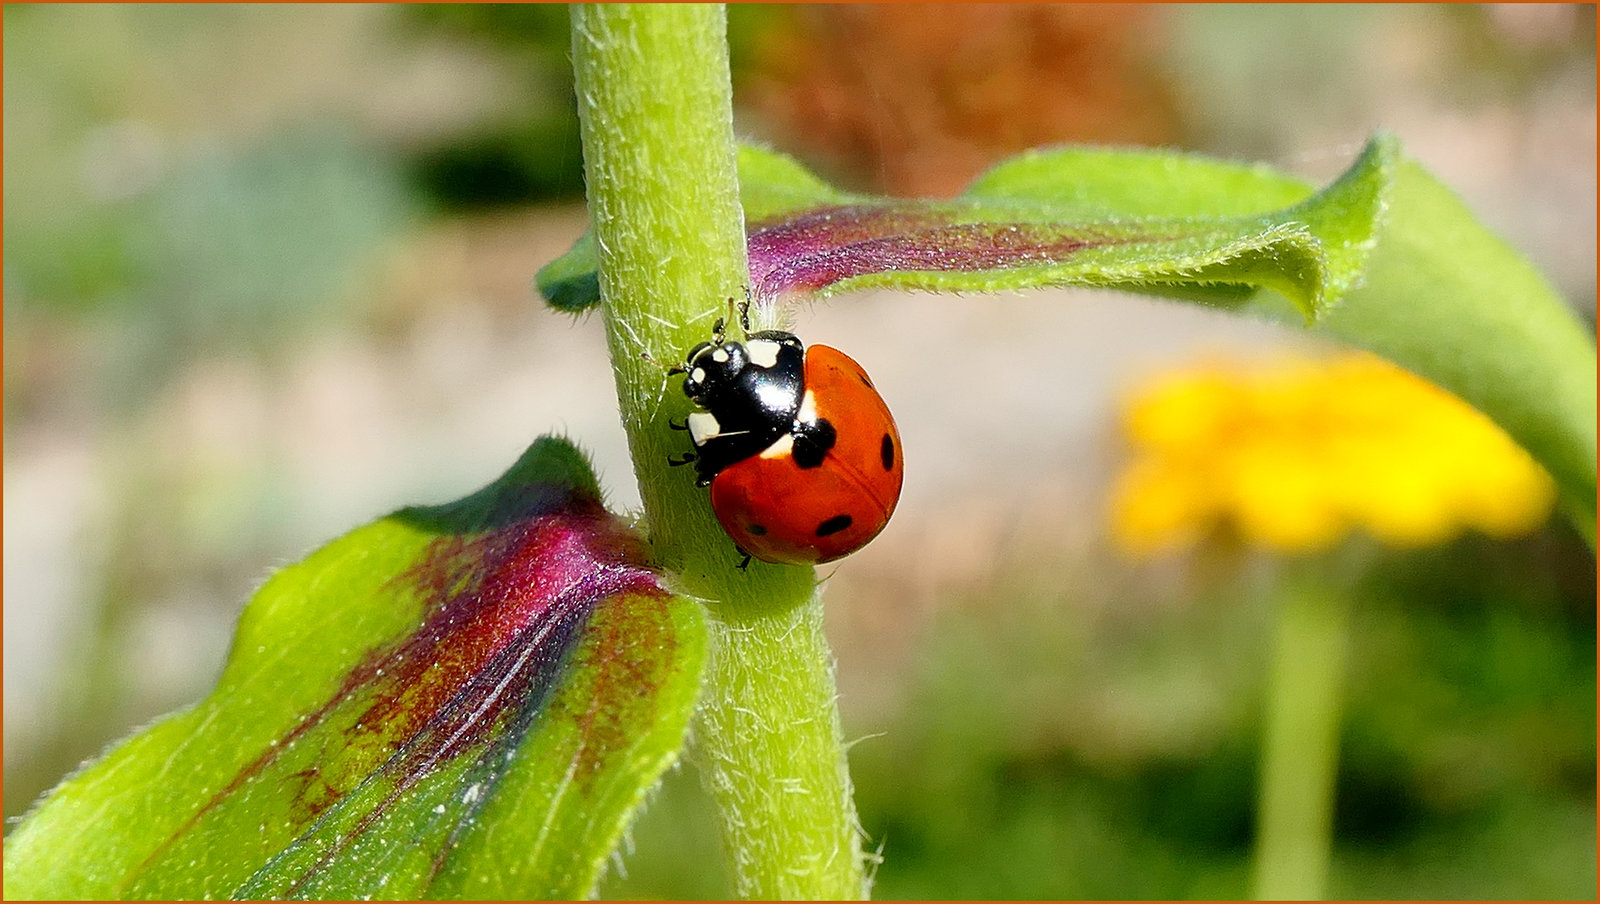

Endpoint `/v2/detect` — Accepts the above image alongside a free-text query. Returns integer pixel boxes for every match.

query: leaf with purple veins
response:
[539,134,1394,321]
[4,437,707,901]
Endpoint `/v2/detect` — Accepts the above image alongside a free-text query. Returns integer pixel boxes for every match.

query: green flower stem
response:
[692,591,868,899]
[569,5,865,898]
[1251,562,1356,900]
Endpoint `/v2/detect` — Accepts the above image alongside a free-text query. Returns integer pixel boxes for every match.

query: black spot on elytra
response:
[746,523,768,536]
[791,418,837,469]
[880,433,895,471]
[816,514,853,537]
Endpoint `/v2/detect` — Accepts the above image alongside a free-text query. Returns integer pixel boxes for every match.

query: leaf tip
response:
[536,231,602,313]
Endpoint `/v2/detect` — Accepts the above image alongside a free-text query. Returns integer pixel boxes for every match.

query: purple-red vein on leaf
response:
[129,498,665,894]
[746,203,1147,300]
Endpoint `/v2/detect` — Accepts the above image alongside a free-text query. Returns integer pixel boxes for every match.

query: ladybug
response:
[667,305,903,566]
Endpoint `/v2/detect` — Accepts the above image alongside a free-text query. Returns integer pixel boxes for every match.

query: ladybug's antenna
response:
[713,293,739,343]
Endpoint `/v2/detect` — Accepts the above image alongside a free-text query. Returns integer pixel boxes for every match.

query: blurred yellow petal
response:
[1122,368,1237,453]
[1346,465,1459,548]
[1109,351,1557,556]
[1455,436,1558,538]
[1225,442,1346,553]
[1108,457,1213,555]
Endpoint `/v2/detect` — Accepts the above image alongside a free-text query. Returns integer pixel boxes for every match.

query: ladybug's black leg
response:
[736,291,754,333]
[667,417,689,431]
[667,452,696,467]
[734,547,752,570]
[640,350,687,377]
[710,316,727,345]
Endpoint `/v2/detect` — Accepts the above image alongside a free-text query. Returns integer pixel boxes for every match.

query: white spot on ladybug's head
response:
[688,411,722,445]
[689,367,707,385]
[746,339,781,369]
[759,432,796,459]
[797,389,819,424]
[711,347,731,364]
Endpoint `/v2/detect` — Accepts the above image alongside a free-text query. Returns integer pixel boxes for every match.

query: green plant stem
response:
[1251,564,1355,900]
[569,5,865,898]
[693,591,868,899]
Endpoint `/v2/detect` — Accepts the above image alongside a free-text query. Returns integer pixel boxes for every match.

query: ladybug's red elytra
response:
[668,303,903,567]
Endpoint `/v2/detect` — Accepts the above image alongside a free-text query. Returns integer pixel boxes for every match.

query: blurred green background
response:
[4,5,1594,898]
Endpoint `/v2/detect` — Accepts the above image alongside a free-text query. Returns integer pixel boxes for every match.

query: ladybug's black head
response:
[674,330,807,482]
[680,340,750,406]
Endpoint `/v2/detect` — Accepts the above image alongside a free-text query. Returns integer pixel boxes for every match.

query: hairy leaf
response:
[538,136,1394,320]
[4,438,707,900]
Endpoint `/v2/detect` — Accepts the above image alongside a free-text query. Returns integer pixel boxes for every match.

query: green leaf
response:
[1311,160,1597,536]
[743,136,1389,319]
[3,437,708,900]
[537,230,601,313]
[959,143,1313,216]
[734,142,853,222]
[538,136,1394,321]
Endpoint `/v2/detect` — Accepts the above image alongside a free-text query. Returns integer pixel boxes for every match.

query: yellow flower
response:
[1109,352,1557,556]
